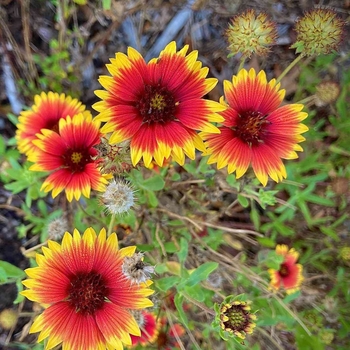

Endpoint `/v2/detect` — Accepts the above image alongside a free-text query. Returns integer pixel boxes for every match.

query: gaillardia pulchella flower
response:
[226,9,277,58]
[16,91,90,156]
[291,9,345,56]
[29,113,109,202]
[268,244,304,294]
[130,311,161,347]
[21,227,154,350]
[93,41,225,167]
[201,69,308,186]
[214,297,256,340]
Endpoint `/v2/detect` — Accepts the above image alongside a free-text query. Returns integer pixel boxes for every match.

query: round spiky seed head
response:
[226,9,277,58]
[339,246,350,261]
[291,9,345,56]
[101,179,135,215]
[315,81,340,107]
[47,217,68,241]
[0,309,18,330]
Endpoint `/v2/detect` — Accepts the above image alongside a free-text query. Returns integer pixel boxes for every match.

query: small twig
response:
[256,327,285,350]
[164,306,187,350]
[155,223,167,256]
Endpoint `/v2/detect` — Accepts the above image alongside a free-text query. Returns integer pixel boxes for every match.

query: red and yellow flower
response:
[16,92,90,156]
[93,41,225,168]
[29,113,108,202]
[201,68,308,186]
[21,227,154,350]
[130,311,161,347]
[268,244,304,294]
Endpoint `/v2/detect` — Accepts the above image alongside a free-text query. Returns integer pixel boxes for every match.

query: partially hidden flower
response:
[93,41,225,168]
[29,113,109,202]
[201,68,308,186]
[101,179,135,215]
[130,311,161,347]
[16,91,90,156]
[226,9,277,58]
[21,227,154,350]
[291,9,345,56]
[216,298,256,340]
[268,244,304,294]
[157,318,185,350]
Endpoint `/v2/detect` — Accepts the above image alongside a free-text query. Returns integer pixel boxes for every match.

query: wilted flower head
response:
[122,252,156,285]
[94,138,134,175]
[214,297,257,340]
[101,179,135,215]
[226,9,277,58]
[268,244,304,294]
[315,81,340,107]
[291,9,345,56]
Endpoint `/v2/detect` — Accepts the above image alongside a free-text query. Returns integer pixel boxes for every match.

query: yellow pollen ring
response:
[150,94,166,111]
[71,152,83,164]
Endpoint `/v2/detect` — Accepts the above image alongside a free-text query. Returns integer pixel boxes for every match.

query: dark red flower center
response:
[234,111,270,146]
[45,120,60,133]
[63,148,92,173]
[137,84,177,124]
[279,263,290,277]
[67,271,109,315]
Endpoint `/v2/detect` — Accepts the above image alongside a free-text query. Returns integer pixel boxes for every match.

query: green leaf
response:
[0,261,26,281]
[177,238,188,263]
[147,191,158,207]
[174,293,189,327]
[257,237,276,248]
[238,194,249,208]
[186,262,218,287]
[155,276,181,292]
[142,175,165,191]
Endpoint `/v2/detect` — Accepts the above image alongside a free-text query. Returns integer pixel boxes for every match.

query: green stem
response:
[237,56,246,73]
[275,55,304,84]
[107,214,116,236]
[295,94,315,105]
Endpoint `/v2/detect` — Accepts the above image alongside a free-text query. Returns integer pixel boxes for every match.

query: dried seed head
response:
[122,252,155,285]
[94,138,133,175]
[101,179,135,215]
[226,9,277,58]
[291,9,345,56]
[315,81,340,107]
[47,217,68,241]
